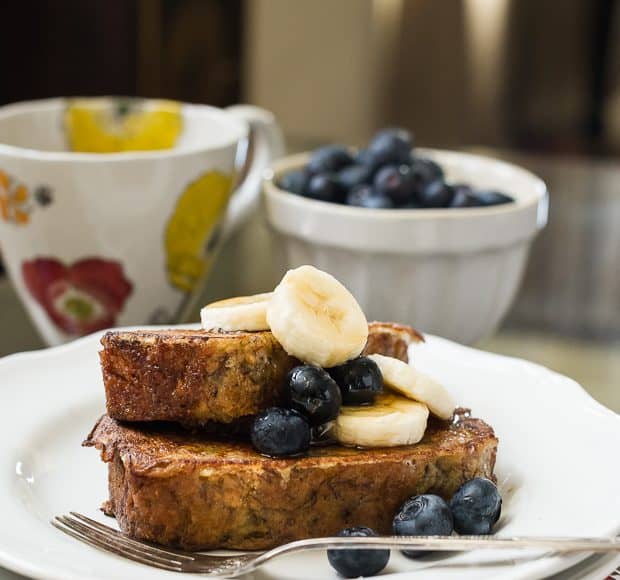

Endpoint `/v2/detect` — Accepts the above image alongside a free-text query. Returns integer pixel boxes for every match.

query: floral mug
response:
[0,98,283,345]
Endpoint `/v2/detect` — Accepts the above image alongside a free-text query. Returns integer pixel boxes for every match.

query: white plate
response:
[0,329,618,580]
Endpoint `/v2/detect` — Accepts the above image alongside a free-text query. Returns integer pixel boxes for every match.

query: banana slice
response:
[200,293,272,331]
[333,393,429,448]
[267,265,368,367]
[367,354,455,420]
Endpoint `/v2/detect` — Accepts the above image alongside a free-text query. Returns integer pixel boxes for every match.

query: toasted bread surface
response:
[101,322,423,426]
[85,411,497,550]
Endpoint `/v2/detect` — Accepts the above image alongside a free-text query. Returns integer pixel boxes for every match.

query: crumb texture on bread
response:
[100,328,296,425]
[85,411,497,550]
[100,322,423,426]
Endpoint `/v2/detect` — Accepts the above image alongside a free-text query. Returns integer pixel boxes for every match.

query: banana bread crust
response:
[85,411,497,550]
[100,322,423,426]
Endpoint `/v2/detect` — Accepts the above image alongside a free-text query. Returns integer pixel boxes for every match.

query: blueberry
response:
[450,183,473,197]
[355,148,383,177]
[393,494,453,558]
[278,170,310,195]
[250,407,310,457]
[450,477,502,535]
[307,145,354,174]
[411,157,444,188]
[306,173,345,203]
[472,190,514,206]
[374,165,416,205]
[285,365,342,426]
[367,128,413,168]
[337,164,373,190]
[328,356,383,405]
[361,195,394,209]
[355,148,378,170]
[346,185,394,209]
[411,157,445,182]
[327,527,390,578]
[417,179,454,208]
[403,199,422,209]
[449,184,482,208]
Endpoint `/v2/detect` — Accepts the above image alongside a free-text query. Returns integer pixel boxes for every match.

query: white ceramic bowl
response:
[263,148,548,344]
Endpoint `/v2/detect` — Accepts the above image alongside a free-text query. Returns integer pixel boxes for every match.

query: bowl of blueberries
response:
[263,128,548,344]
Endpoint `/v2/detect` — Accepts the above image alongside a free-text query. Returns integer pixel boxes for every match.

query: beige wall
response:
[244,0,381,144]
[243,0,500,147]
[394,0,470,147]
[243,0,597,149]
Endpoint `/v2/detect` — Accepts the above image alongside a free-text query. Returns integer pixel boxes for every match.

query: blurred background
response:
[0,0,618,410]
[4,0,620,152]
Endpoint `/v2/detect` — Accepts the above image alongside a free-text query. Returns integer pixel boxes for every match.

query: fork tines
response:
[52,512,192,572]
[52,513,254,575]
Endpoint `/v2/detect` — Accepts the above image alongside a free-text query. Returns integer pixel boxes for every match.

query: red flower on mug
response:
[22,257,133,336]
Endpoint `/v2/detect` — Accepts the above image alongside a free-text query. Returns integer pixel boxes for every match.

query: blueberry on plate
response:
[393,494,453,558]
[285,365,342,426]
[450,477,502,535]
[417,179,454,208]
[278,169,310,195]
[367,128,413,168]
[449,184,482,208]
[307,145,354,174]
[374,165,416,205]
[337,164,374,191]
[306,173,345,203]
[329,356,383,405]
[250,407,311,457]
[472,190,514,206]
[346,185,394,209]
[327,527,390,578]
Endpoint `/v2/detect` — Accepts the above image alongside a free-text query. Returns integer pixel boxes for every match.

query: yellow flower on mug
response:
[0,171,53,225]
[64,98,183,153]
[0,170,31,225]
[165,170,234,292]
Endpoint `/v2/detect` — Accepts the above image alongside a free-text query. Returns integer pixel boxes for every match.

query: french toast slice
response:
[100,322,422,426]
[85,412,497,551]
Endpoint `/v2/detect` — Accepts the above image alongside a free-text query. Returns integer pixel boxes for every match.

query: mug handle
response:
[221,105,285,239]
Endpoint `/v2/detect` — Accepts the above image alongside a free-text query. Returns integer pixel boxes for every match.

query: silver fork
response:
[52,512,620,577]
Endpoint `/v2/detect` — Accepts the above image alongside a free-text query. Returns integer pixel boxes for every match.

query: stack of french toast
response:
[85,265,497,551]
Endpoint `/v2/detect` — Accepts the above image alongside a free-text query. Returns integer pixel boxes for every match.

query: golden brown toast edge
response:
[85,412,497,550]
[100,322,423,426]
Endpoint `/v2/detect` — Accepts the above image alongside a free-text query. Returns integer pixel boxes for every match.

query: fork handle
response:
[260,535,620,562]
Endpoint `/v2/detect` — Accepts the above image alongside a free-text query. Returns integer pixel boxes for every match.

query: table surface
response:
[0,149,618,578]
